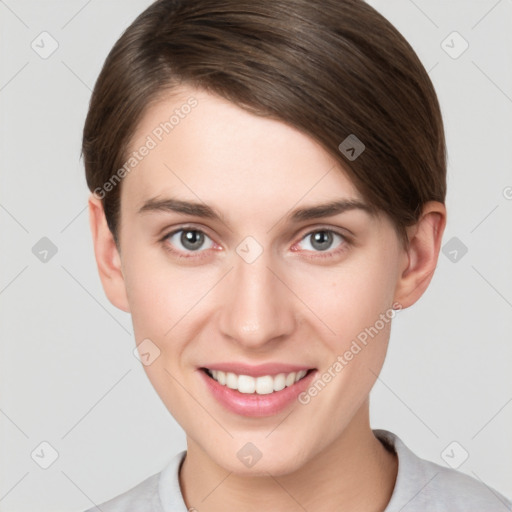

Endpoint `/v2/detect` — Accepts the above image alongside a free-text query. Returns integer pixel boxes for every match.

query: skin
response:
[89,85,446,512]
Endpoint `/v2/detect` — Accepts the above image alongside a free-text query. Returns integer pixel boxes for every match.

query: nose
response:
[217,244,297,350]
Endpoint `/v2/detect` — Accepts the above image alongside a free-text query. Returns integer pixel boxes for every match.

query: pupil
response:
[312,231,332,251]
[182,230,204,250]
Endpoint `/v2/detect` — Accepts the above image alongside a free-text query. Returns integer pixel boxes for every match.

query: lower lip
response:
[199,369,317,417]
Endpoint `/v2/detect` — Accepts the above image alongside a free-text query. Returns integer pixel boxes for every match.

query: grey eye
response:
[167,229,214,252]
[299,230,343,252]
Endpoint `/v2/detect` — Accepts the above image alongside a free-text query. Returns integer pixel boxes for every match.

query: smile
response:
[199,363,318,417]
[202,368,312,394]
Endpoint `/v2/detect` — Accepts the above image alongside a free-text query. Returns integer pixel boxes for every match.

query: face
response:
[115,86,406,476]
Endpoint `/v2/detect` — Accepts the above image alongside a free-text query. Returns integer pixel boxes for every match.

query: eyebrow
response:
[138,196,376,224]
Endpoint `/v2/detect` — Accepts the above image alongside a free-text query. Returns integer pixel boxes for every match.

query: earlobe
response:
[88,194,130,313]
[393,201,447,309]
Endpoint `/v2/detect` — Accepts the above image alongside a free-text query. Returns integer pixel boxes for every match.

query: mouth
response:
[200,367,316,395]
[199,365,318,417]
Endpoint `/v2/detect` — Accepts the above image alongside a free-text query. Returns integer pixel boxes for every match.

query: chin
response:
[211,443,310,477]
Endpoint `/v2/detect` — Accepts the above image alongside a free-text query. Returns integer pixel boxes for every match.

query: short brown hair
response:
[82,0,446,248]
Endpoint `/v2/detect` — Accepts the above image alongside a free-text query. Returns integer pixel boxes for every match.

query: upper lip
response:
[200,362,315,378]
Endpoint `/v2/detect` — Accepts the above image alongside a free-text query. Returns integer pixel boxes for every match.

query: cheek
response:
[289,251,400,430]
[122,246,212,340]
[121,249,209,412]
[291,244,399,349]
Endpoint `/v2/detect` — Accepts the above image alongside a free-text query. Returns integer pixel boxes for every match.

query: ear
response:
[393,201,447,309]
[88,194,130,313]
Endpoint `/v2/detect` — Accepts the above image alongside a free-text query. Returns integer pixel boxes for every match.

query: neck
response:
[179,401,398,512]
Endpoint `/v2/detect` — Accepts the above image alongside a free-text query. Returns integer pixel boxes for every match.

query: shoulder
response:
[374,429,512,512]
[81,450,187,512]
[422,461,511,510]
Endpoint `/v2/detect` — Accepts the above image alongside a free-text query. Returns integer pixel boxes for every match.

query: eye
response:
[162,227,215,256]
[294,229,348,258]
[160,226,350,261]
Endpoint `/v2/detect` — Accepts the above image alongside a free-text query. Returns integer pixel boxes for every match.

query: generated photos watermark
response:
[93,96,198,200]
[298,301,403,405]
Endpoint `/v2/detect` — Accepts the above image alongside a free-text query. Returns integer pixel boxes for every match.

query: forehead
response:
[121,86,364,221]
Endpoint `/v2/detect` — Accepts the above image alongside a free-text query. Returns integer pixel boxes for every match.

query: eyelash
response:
[159,225,351,261]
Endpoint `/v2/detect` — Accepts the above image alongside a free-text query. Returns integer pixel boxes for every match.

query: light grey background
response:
[1,1,511,510]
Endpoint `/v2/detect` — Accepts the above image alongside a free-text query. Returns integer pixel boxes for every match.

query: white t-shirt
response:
[83,429,512,511]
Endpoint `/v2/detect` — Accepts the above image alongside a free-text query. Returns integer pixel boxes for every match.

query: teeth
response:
[208,369,308,394]
[225,371,238,389]
[238,374,256,394]
[285,372,296,387]
[273,373,286,392]
[216,370,226,385]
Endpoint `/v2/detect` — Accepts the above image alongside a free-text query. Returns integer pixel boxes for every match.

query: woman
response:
[81,0,512,510]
